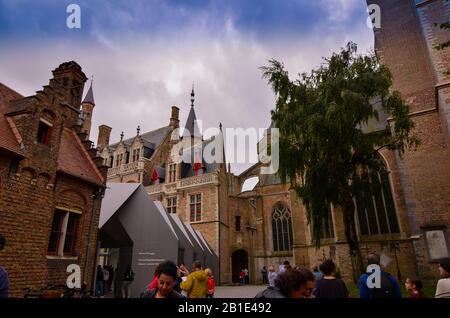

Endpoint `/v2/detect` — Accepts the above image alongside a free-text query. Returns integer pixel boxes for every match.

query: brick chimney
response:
[170,105,180,128]
[51,61,87,110]
[97,125,112,148]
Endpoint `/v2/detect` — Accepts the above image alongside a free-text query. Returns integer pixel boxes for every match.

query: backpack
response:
[370,272,395,298]
[124,270,135,282]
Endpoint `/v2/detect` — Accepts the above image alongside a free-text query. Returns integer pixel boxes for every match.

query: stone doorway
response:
[231,249,248,283]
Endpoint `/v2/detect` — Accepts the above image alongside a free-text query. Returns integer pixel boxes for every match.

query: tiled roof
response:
[109,126,171,151]
[0,82,23,156]
[1,80,104,187]
[57,128,105,186]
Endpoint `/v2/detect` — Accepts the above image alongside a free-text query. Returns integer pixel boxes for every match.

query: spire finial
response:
[82,76,95,105]
[190,83,195,108]
[120,131,124,141]
[219,122,223,131]
[137,125,141,135]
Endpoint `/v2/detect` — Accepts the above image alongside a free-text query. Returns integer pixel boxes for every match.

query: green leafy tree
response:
[261,42,419,281]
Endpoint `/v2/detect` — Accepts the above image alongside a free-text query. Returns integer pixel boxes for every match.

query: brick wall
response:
[416,0,450,81]
[0,62,105,297]
[370,0,450,280]
[0,159,102,296]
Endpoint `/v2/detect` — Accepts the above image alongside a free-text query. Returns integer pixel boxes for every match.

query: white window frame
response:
[47,207,82,259]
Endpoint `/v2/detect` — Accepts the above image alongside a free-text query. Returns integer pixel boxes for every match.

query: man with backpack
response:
[358,253,402,298]
[122,265,135,298]
[180,261,207,298]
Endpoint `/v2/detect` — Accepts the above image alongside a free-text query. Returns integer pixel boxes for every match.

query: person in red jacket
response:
[205,268,215,298]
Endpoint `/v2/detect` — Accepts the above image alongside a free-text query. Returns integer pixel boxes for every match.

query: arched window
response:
[355,164,400,236]
[272,203,293,252]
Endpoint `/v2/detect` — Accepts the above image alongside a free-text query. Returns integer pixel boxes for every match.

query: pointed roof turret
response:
[184,86,202,139]
[82,77,95,105]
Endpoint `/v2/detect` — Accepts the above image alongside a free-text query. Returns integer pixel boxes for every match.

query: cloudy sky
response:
[0,0,374,174]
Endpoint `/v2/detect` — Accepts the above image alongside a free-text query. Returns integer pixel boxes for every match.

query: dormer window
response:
[37,119,52,146]
[133,149,140,162]
[168,164,176,182]
[115,153,124,167]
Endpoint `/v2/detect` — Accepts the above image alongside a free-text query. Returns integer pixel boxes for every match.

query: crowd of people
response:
[0,231,450,299]
[133,254,450,299]
[94,265,115,297]
[140,260,215,299]
[256,254,450,299]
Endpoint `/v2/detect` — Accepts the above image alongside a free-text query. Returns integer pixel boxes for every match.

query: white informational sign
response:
[425,229,450,261]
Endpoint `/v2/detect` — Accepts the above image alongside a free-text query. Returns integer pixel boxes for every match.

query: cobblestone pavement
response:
[214,285,267,298]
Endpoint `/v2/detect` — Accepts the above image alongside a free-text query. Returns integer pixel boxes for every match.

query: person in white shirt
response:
[243,268,249,285]
[268,266,277,287]
[103,266,110,293]
[435,258,450,298]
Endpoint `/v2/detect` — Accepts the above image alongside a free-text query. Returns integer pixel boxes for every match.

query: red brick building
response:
[367,0,450,279]
[0,61,107,297]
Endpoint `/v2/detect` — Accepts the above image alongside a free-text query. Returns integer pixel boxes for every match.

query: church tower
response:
[183,85,203,146]
[81,78,95,139]
[182,86,203,166]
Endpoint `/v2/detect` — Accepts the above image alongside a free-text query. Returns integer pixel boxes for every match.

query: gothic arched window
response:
[272,203,293,252]
[355,163,400,236]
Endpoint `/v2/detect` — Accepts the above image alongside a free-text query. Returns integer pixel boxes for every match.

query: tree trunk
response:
[340,193,365,283]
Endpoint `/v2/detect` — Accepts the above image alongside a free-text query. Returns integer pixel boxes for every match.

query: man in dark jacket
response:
[95,265,104,297]
[122,265,135,298]
[142,261,185,299]
[0,234,9,299]
[358,253,402,298]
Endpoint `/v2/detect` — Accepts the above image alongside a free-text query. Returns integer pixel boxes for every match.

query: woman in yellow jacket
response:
[180,261,208,298]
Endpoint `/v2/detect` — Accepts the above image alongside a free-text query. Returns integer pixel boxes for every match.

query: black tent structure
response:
[167,213,196,268]
[98,183,218,298]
